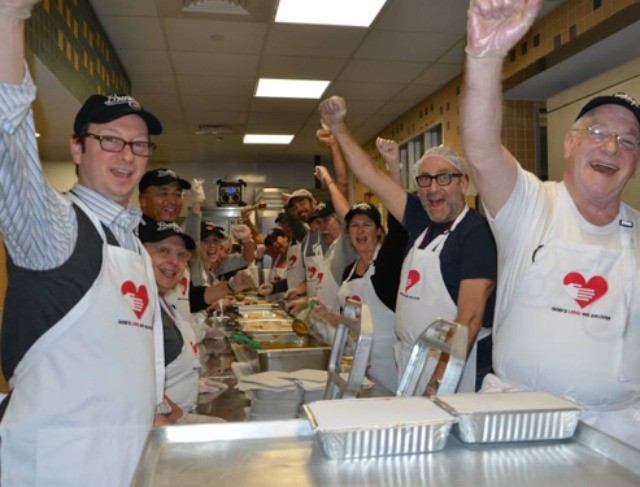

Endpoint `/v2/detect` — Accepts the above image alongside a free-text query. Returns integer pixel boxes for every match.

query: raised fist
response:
[318,96,347,130]
[231,224,251,242]
[190,178,206,203]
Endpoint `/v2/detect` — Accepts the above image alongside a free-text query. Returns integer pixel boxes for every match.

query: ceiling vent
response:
[195,124,233,136]
[183,0,249,15]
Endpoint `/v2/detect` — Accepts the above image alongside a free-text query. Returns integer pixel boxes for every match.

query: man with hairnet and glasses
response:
[318,96,497,397]
[0,1,166,484]
[462,0,640,449]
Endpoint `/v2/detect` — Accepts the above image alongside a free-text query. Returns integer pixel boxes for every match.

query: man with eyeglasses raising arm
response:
[462,0,640,449]
[318,96,497,396]
[0,1,166,484]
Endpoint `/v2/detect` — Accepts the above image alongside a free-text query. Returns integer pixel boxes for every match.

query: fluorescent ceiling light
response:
[244,134,294,145]
[275,0,386,27]
[255,78,330,99]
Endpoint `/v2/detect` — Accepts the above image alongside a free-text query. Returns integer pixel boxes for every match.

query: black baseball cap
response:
[270,228,287,239]
[309,200,335,220]
[139,168,191,193]
[275,208,289,223]
[576,93,640,127]
[138,220,195,250]
[345,202,381,227]
[200,222,227,241]
[74,93,162,136]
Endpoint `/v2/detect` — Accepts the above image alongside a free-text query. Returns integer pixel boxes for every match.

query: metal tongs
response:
[396,318,468,397]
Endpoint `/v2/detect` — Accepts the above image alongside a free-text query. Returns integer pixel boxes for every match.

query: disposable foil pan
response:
[304,397,456,459]
[240,319,294,332]
[433,391,583,444]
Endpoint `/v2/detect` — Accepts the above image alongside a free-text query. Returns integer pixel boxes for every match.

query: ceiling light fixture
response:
[275,0,386,27]
[183,0,249,15]
[244,134,294,145]
[255,78,330,99]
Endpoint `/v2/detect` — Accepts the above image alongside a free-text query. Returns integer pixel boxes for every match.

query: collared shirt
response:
[0,66,142,271]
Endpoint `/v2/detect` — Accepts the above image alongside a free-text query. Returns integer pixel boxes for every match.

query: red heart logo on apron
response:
[190,341,198,356]
[563,272,608,308]
[180,276,188,295]
[317,272,324,284]
[347,295,361,302]
[121,281,149,319]
[405,269,421,292]
[308,266,317,278]
[288,255,297,267]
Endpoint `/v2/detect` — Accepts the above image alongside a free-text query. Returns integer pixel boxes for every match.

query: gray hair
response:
[412,145,467,178]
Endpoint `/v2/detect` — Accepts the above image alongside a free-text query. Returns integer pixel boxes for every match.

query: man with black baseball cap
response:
[0,3,166,484]
[463,0,640,449]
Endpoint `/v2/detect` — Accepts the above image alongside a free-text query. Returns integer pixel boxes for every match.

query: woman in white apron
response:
[394,205,493,395]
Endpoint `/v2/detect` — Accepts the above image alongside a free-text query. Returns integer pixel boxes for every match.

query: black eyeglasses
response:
[415,172,463,188]
[85,133,156,157]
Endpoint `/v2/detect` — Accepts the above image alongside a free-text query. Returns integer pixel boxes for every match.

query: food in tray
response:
[304,397,457,459]
[434,391,583,443]
[241,322,294,332]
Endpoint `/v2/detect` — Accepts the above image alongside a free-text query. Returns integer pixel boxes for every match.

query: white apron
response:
[165,266,206,345]
[286,241,305,289]
[0,195,164,487]
[338,245,398,393]
[394,206,484,394]
[161,298,201,413]
[493,191,640,446]
[308,238,341,344]
[303,235,324,298]
[270,253,288,283]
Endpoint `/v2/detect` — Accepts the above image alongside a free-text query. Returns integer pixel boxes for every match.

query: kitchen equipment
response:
[132,420,640,487]
[396,318,468,397]
[257,347,331,372]
[291,300,315,336]
[323,300,373,400]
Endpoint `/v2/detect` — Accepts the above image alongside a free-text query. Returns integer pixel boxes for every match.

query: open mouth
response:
[590,161,618,175]
[111,167,133,178]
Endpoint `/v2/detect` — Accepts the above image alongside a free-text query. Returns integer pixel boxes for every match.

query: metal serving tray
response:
[238,310,289,320]
[258,347,331,372]
[434,392,583,443]
[240,319,294,333]
[132,419,640,486]
[304,397,456,459]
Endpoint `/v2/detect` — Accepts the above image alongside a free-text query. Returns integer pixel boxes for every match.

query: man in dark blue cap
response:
[0,2,166,484]
[462,0,640,449]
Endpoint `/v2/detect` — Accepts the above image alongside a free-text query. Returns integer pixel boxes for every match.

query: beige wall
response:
[547,55,640,207]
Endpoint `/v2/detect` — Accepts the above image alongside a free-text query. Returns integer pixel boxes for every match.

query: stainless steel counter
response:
[132,419,640,487]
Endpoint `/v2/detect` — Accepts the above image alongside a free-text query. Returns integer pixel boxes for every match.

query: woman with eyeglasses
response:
[139,220,224,424]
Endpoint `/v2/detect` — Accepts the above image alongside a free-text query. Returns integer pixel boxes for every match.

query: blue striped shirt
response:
[0,66,142,270]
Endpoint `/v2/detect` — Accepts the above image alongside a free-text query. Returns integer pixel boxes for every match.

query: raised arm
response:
[462,0,542,217]
[318,96,408,223]
[314,165,349,219]
[317,126,348,197]
[376,137,404,187]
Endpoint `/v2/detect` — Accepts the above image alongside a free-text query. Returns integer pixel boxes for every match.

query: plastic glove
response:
[228,269,255,292]
[231,224,252,243]
[255,244,266,260]
[310,299,339,327]
[285,297,309,315]
[376,137,401,170]
[257,282,273,296]
[313,165,333,187]
[284,287,302,301]
[466,0,542,59]
[190,178,206,203]
[318,96,347,131]
[0,0,41,19]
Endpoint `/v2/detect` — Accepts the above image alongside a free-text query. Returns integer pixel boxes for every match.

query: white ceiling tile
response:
[130,74,177,95]
[339,59,428,84]
[171,51,259,77]
[355,30,463,62]
[260,56,347,80]
[117,49,173,75]
[327,81,404,101]
[376,0,468,34]
[181,94,252,112]
[163,18,268,54]
[99,16,165,50]
[176,75,256,96]
[250,97,319,114]
[184,110,247,126]
[413,63,463,86]
[265,24,367,58]
[90,0,158,17]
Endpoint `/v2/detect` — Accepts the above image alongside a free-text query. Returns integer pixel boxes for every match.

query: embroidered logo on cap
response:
[104,94,141,110]
[157,169,178,178]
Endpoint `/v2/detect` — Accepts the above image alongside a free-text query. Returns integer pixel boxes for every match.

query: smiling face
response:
[316,214,340,245]
[273,235,289,255]
[199,234,224,270]
[564,104,640,208]
[348,214,381,256]
[416,155,468,223]
[139,181,183,222]
[145,236,188,296]
[291,197,314,221]
[71,114,151,206]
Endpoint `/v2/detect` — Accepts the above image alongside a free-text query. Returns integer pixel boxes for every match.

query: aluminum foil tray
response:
[304,397,456,459]
[434,391,583,444]
[239,310,288,320]
[240,319,294,332]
